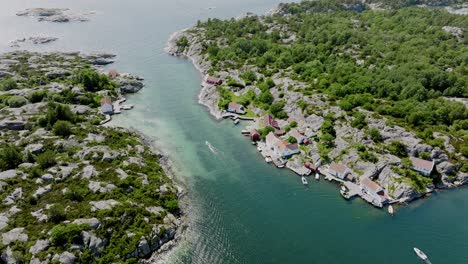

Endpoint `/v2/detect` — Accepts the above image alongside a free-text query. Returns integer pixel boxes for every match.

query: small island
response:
[0,51,184,263]
[167,0,468,208]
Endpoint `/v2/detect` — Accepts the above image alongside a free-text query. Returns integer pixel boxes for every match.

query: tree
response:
[258,90,274,104]
[258,126,275,140]
[39,102,76,127]
[53,120,72,137]
[176,36,189,51]
[73,68,113,92]
[287,136,297,144]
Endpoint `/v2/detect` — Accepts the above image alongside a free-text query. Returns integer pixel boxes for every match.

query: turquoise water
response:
[1,1,468,263]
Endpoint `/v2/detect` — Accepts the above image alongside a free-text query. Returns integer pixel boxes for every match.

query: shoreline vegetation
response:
[0,51,185,263]
[166,0,468,209]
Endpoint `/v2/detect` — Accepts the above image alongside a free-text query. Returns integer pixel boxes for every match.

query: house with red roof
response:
[204,75,223,85]
[249,129,260,142]
[360,177,388,207]
[227,102,246,114]
[329,162,352,180]
[100,97,113,115]
[265,132,300,158]
[288,128,306,144]
[262,114,280,129]
[410,157,434,176]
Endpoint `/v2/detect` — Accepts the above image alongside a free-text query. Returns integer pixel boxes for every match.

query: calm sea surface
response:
[1,1,468,263]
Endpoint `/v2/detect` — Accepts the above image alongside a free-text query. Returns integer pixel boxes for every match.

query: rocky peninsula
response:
[0,51,185,263]
[166,0,468,208]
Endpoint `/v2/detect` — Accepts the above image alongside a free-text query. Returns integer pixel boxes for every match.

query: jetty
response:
[221,112,255,121]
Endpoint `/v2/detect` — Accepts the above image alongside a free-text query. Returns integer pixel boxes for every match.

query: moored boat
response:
[315,173,320,180]
[388,205,394,216]
[302,176,308,185]
[413,247,428,261]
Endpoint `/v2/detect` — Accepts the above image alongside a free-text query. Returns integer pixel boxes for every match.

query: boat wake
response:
[424,260,433,264]
[205,141,220,155]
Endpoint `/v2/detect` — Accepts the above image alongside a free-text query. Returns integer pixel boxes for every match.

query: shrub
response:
[37,150,56,169]
[7,96,27,108]
[48,204,66,223]
[368,128,383,143]
[419,151,431,160]
[0,144,23,170]
[287,136,297,144]
[164,199,179,214]
[28,90,47,103]
[53,120,72,137]
[0,78,18,91]
[351,112,367,129]
[461,146,468,158]
[38,102,76,127]
[387,141,407,157]
[50,224,85,246]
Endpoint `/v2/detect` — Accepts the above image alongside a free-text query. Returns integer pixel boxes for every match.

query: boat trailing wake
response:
[205,141,221,155]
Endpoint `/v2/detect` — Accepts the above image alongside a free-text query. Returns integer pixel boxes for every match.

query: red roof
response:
[361,177,383,193]
[264,115,279,129]
[304,162,317,171]
[329,163,348,175]
[100,97,112,105]
[410,157,434,171]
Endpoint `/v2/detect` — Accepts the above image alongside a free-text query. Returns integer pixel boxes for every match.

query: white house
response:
[100,97,113,115]
[227,102,246,114]
[288,128,306,144]
[265,132,300,158]
[410,157,434,177]
[360,177,388,207]
[329,163,352,180]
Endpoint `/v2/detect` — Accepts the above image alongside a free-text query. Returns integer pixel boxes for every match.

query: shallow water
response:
[1,1,468,263]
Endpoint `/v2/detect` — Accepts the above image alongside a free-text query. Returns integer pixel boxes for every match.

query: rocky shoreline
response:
[0,51,184,263]
[165,3,468,208]
[166,31,222,120]
[131,129,191,264]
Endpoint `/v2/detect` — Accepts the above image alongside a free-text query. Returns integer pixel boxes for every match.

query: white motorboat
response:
[413,248,428,261]
[315,173,320,180]
[388,205,394,216]
[302,176,308,185]
[234,119,240,125]
[205,141,218,154]
[265,157,272,163]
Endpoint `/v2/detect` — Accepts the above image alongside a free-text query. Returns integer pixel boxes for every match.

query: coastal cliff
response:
[0,51,184,263]
[166,0,468,206]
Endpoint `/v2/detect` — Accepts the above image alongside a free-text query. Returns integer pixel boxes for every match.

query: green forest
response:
[193,0,468,159]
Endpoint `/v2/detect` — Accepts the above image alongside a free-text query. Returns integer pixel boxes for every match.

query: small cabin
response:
[100,97,113,115]
[249,129,260,142]
[205,75,223,85]
[227,102,246,114]
[410,157,434,177]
